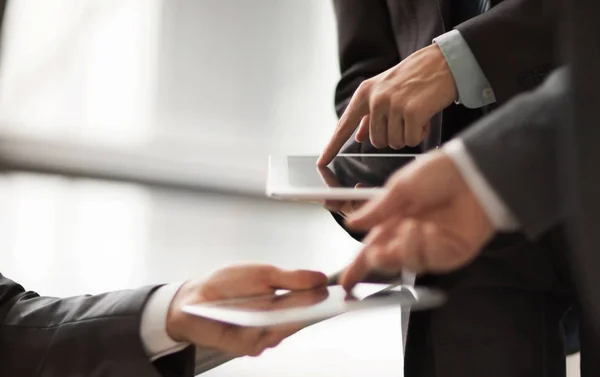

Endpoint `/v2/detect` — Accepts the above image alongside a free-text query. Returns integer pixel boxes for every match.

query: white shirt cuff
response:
[443,139,519,231]
[433,30,496,108]
[140,282,189,361]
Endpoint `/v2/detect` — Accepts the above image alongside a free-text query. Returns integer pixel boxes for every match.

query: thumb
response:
[346,177,411,230]
[269,269,328,291]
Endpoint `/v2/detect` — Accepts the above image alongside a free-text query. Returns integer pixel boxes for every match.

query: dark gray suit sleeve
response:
[460,67,570,239]
[0,273,196,377]
[456,0,562,105]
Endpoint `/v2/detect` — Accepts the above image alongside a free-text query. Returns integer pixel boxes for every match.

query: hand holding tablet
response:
[267,154,418,201]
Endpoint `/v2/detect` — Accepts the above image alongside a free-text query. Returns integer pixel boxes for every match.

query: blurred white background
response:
[0,1,407,376]
[0,0,340,192]
[0,1,580,376]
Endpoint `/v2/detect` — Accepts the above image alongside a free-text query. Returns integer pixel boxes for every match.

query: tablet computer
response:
[266,154,418,200]
[182,283,444,328]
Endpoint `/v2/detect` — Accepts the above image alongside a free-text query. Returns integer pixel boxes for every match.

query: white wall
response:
[153,0,340,155]
[0,0,162,147]
[0,0,341,191]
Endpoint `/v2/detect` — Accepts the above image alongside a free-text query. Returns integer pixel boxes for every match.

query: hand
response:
[318,44,457,166]
[318,166,367,217]
[167,265,327,356]
[233,287,329,312]
[338,151,495,291]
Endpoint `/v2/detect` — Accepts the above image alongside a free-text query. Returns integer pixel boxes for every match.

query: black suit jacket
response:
[446,0,600,360]
[330,0,561,235]
[329,0,565,291]
[563,0,600,348]
[0,274,196,377]
[333,0,560,148]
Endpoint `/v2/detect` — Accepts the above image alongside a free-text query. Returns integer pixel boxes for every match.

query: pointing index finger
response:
[317,166,341,188]
[317,98,369,167]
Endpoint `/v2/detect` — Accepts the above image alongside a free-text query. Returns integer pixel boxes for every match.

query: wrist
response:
[140,282,190,360]
[433,30,496,108]
[427,43,459,105]
[166,280,202,343]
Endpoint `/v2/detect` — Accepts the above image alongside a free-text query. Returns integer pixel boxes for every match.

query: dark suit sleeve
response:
[0,273,195,377]
[456,0,562,104]
[460,68,570,239]
[332,0,400,117]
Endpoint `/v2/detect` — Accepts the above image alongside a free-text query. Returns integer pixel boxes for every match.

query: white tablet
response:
[267,154,418,200]
[182,283,445,328]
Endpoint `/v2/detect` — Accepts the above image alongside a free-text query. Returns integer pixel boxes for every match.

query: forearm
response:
[0,275,195,377]
[434,30,496,109]
[141,283,233,374]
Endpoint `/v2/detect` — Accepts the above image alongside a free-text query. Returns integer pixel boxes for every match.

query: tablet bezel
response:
[266,154,419,200]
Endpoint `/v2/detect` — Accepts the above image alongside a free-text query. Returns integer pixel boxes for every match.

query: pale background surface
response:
[0,0,579,376]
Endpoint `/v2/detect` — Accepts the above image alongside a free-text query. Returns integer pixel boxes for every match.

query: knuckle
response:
[405,139,421,147]
[356,80,372,95]
[371,93,389,110]
[389,100,406,114]
[262,264,278,274]
[404,134,422,147]
[370,135,386,149]
[403,101,421,122]
[265,334,283,349]
[259,265,278,280]
[243,328,263,343]
[389,142,405,150]
[252,339,271,356]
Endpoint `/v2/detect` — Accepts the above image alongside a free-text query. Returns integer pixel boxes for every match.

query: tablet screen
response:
[287,155,416,189]
[182,284,444,327]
